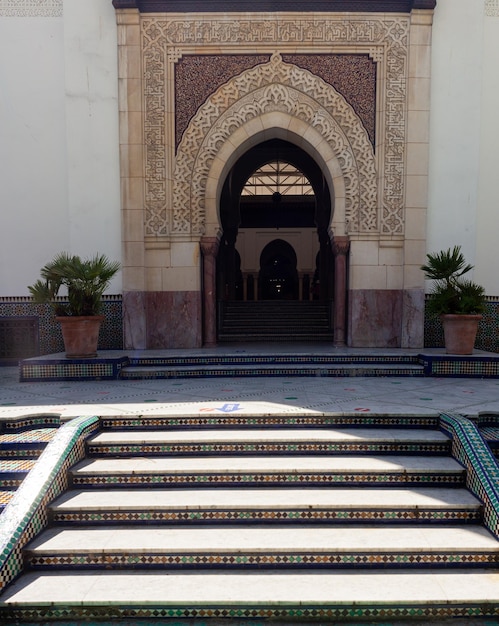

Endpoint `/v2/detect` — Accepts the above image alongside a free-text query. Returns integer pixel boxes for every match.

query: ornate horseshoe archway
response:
[114,3,435,350]
[173,53,377,240]
[175,54,375,345]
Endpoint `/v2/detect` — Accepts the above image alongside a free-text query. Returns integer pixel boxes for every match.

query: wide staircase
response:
[218,300,334,342]
[1,413,499,622]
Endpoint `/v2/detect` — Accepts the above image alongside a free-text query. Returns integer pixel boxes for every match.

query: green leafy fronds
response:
[28,252,120,316]
[420,245,473,283]
[421,246,486,316]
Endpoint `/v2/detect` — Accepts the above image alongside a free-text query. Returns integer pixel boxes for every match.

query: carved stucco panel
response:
[173,53,377,236]
[143,40,168,236]
[142,15,409,238]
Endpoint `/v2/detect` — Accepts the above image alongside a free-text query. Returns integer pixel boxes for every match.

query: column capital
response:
[332,236,350,257]
[200,237,220,259]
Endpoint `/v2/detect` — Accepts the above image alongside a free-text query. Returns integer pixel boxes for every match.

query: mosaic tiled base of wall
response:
[0,297,123,359]
[425,298,499,353]
[2,296,499,357]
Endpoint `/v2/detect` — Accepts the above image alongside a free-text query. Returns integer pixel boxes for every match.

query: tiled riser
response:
[87,442,451,456]
[480,426,499,461]
[0,460,35,490]
[0,428,57,512]
[121,366,424,379]
[0,447,46,459]
[71,472,465,488]
[2,603,498,623]
[100,416,440,429]
[131,356,420,367]
[26,551,498,570]
[51,509,482,525]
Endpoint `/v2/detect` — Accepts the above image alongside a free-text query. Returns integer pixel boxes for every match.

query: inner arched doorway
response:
[259,240,298,300]
[217,138,335,341]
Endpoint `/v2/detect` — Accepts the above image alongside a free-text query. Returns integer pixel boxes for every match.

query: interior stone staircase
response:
[218,300,334,342]
[1,413,498,622]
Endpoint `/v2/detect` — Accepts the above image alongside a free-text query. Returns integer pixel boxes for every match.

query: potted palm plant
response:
[421,246,486,355]
[28,252,120,358]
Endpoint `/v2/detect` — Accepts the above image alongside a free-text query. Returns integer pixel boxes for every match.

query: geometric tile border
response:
[0,416,99,591]
[122,365,425,379]
[25,550,499,569]
[131,354,421,366]
[71,469,465,488]
[0,416,61,433]
[0,602,497,622]
[440,412,499,539]
[19,356,128,382]
[52,507,482,525]
[422,355,499,378]
[101,414,440,429]
[87,441,451,457]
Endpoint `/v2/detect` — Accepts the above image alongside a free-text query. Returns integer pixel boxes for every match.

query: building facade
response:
[1,0,498,356]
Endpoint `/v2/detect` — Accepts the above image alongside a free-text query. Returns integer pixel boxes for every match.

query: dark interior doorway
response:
[259,239,298,300]
[216,138,335,341]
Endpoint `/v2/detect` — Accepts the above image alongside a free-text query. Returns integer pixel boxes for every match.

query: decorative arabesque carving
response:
[143,25,168,236]
[142,15,409,238]
[0,0,62,17]
[175,53,376,236]
[485,0,499,17]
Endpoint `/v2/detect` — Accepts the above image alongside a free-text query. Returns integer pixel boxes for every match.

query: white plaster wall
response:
[474,4,499,292]
[0,0,121,296]
[3,0,499,298]
[428,0,499,295]
[63,0,121,291]
[0,14,69,296]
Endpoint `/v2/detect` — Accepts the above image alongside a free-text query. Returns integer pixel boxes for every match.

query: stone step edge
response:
[1,570,499,623]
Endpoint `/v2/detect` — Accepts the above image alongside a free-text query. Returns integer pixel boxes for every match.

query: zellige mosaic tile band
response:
[440,412,499,539]
[0,416,100,591]
[52,507,481,525]
[0,602,497,622]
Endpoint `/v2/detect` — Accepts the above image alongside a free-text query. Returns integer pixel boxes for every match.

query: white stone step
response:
[26,525,499,554]
[89,428,449,444]
[71,455,463,474]
[52,486,481,512]
[2,570,499,608]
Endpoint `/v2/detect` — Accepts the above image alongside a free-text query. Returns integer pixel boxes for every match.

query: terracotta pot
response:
[440,314,482,355]
[56,315,105,358]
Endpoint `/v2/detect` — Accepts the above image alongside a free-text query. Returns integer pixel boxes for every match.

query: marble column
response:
[200,237,220,348]
[332,236,350,347]
[225,229,238,301]
[318,231,329,302]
